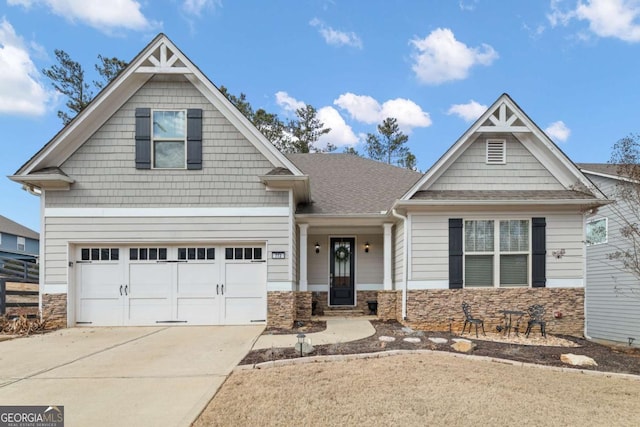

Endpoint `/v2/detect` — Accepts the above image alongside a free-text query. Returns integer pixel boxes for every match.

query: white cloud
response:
[410,28,498,85]
[8,0,157,33]
[548,0,640,42]
[0,19,56,115]
[459,0,478,11]
[334,92,431,132]
[275,91,305,112]
[317,106,359,147]
[447,100,487,122]
[182,0,221,16]
[545,120,571,142]
[309,18,362,48]
[275,91,358,148]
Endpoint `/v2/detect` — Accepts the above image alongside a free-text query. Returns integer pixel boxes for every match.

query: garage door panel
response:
[224,263,265,297]
[224,297,265,324]
[129,264,173,298]
[78,299,122,325]
[177,263,218,297]
[128,299,173,324]
[79,264,121,298]
[177,298,219,324]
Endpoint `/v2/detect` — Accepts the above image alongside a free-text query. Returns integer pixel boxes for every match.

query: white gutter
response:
[391,209,408,320]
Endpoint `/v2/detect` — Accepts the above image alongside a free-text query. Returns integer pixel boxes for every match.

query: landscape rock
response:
[561,353,598,367]
[401,327,415,334]
[403,337,421,343]
[379,336,396,342]
[428,337,448,344]
[294,342,314,355]
[451,339,476,353]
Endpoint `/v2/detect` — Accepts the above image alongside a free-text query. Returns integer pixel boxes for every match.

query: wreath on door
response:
[335,245,350,262]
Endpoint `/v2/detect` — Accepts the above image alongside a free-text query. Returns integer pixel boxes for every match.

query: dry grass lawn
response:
[194,353,640,427]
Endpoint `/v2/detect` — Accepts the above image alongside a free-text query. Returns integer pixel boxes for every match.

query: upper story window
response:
[586,218,607,245]
[153,110,186,169]
[486,139,506,164]
[17,236,26,252]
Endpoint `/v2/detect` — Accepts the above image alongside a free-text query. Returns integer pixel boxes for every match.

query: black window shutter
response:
[532,217,546,287]
[135,108,151,169]
[187,109,202,170]
[449,218,463,289]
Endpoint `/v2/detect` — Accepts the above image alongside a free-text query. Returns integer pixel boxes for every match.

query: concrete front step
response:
[322,309,366,317]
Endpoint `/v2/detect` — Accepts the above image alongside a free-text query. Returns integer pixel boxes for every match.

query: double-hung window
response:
[17,236,26,252]
[464,219,530,287]
[152,110,186,169]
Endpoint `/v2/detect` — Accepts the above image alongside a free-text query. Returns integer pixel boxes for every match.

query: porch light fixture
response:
[297,333,306,357]
[315,242,320,254]
[365,242,370,253]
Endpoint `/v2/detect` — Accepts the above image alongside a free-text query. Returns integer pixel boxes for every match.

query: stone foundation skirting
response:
[377,290,401,321]
[267,291,295,329]
[403,288,584,337]
[42,293,67,328]
[295,291,312,321]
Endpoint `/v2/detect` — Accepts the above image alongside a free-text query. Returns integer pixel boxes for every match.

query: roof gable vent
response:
[486,139,506,164]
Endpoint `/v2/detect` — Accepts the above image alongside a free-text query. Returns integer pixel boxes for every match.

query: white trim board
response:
[546,279,584,288]
[42,284,68,294]
[267,282,294,291]
[45,207,290,218]
[408,280,449,290]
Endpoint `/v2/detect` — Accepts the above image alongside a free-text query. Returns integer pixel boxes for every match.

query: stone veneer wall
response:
[42,293,67,328]
[404,288,584,336]
[267,291,295,329]
[295,291,312,321]
[377,290,401,321]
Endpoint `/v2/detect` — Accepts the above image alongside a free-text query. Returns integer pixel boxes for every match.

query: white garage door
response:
[75,245,266,326]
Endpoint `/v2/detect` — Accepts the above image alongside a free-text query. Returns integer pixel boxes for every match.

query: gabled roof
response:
[0,216,39,240]
[400,93,606,203]
[11,33,303,187]
[577,163,637,182]
[287,154,422,215]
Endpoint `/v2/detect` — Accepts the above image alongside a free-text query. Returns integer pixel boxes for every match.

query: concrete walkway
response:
[252,316,376,350]
[0,326,263,427]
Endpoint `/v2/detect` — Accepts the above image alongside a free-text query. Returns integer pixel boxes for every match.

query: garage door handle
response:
[221,284,224,295]
[124,285,128,296]
[216,284,219,295]
[120,285,123,296]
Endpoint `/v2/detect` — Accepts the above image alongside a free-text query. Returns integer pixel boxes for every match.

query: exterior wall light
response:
[315,242,320,254]
[364,242,370,253]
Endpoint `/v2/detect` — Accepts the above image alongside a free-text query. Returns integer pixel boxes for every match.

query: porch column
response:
[299,223,309,291]
[383,223,393,290]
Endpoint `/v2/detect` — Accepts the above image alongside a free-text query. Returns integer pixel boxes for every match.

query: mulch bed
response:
[241,320,640,375]
[262,320,327,335]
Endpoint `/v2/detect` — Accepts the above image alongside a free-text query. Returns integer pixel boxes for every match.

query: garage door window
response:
[130,247,167,261]
[81,248,119,261]
[225,247,263,260]
[178,247,216,260]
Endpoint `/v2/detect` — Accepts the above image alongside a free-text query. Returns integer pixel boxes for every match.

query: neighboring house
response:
[579,163,640,348]
[10,34,607,334]
[0,215,39,263]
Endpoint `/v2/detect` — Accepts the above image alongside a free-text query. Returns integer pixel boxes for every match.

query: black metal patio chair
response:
[461,302,485,338]
[525,304,547,338]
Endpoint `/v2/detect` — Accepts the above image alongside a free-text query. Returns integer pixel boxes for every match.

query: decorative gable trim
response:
[400,93,607,202]
[14,33,303,179]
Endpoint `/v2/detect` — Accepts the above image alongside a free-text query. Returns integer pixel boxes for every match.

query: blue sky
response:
[1,0,640,232]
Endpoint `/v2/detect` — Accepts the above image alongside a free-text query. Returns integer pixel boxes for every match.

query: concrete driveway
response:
[0,326,263,426]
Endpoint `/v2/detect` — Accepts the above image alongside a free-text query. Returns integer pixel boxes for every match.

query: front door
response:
[330,237,355,306]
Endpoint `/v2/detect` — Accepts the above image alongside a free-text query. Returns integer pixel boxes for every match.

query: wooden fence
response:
[0,257,39,317]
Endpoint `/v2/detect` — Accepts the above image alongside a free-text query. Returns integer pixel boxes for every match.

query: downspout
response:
[582,210,592,340]
[391,209,408,320]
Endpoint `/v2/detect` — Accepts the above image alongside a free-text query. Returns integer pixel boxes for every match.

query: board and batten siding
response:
[427,134,565,191]
[584,174,640,347]
[46,75,288,208]
[410,211,584,287]
[43,215,291,287]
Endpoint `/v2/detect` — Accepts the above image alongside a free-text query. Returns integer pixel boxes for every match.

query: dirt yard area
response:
[194,352,640,426]
[193,321,640,426]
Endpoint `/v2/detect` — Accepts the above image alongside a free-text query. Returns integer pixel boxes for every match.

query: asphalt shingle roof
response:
[0,216,39,240]
[577,163,624,177]
[411,190,598,201]
[286,153,423,214]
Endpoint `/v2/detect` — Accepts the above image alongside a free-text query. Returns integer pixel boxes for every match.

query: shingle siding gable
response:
[46,76,287,208]
[428,133,565,191]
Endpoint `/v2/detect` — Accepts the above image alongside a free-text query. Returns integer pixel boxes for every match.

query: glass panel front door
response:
[330,237,355,305]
